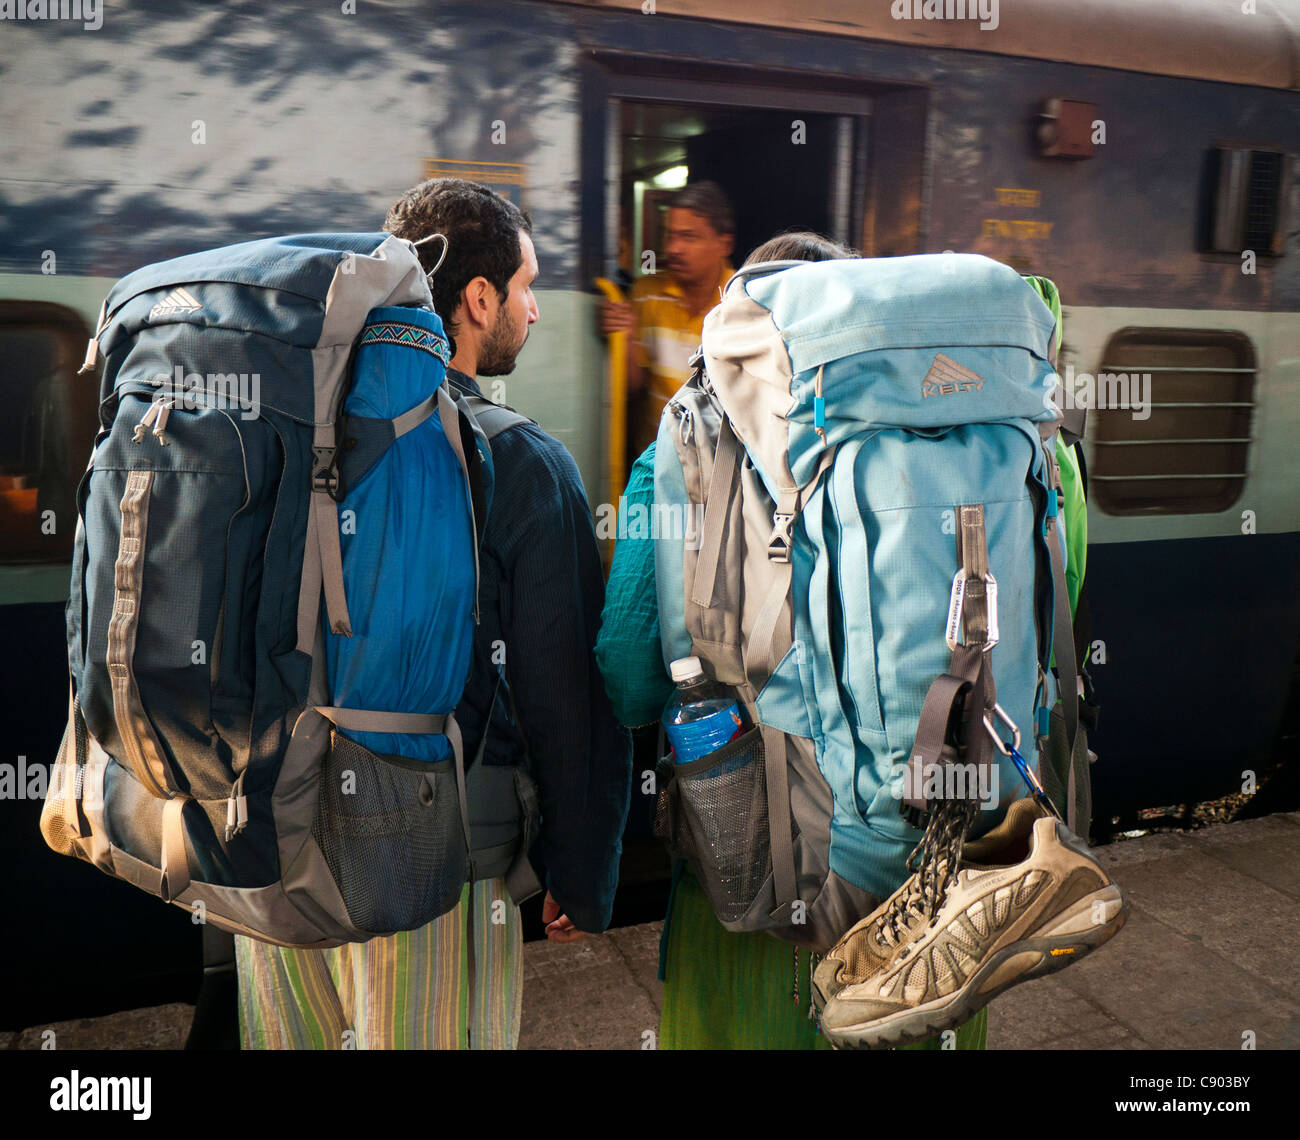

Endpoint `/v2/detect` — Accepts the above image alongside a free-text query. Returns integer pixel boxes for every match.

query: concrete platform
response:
[4,812,1298,1050]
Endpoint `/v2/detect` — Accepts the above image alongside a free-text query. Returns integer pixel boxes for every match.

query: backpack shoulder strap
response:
[460,391,533,441]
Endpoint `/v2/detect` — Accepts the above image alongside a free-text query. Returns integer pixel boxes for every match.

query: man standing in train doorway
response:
[601,180,735,456]
[234,179,632,1050]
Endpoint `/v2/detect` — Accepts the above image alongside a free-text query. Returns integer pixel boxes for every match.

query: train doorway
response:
[615,100,855,280]
[605,98,860,472]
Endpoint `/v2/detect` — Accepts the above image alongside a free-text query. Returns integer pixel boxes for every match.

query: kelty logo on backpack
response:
[148,287,202,321]
[922,353,984,398]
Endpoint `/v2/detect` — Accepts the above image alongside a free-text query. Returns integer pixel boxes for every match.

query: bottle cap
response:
[669,656,706,684]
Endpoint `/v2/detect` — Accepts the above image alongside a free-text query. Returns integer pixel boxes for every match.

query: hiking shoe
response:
[818,799,1127,1049]
[811,798,1041,1015]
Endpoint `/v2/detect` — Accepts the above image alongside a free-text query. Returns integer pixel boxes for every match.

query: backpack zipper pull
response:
[151,399,174,446]
[78,297,109,376]
[814,363,826,440]
[132,399,162,443]
[224,770,248,842]
[677,405,694,446]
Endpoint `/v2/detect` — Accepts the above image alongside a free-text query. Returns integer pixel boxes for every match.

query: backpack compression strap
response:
[688,405,836,920]
[904,505,999,822]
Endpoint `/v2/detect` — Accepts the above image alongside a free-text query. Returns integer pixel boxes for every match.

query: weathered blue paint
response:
[0,1,585,284]
[2,3,1295,307]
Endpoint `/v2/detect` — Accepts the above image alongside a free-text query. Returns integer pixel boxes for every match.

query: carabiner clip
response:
[984,703,1063,821]
[982,702,1021,757]
[946,570,999,651]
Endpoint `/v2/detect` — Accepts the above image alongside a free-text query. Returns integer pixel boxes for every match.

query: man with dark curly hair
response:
[235,179,631,1050]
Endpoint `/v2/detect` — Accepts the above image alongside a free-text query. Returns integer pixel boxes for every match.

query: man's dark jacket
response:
[447,368,631,933]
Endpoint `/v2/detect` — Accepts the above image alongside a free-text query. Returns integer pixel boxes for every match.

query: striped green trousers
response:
[235,878,522,1050]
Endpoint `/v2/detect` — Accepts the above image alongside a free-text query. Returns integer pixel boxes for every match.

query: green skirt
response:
[659,867,987,1051]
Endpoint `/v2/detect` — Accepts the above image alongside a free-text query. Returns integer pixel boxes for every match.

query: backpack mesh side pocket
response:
[670,727,771,922]
[312,730,468,934]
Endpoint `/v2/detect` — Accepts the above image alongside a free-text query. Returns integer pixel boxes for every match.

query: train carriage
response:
[0,0,1296,1031]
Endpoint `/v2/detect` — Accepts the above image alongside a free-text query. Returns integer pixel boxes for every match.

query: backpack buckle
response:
[312,445,340,496]
[768,512,794,563]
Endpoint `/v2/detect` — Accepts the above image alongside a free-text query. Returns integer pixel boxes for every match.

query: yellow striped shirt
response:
[629,263,734,453]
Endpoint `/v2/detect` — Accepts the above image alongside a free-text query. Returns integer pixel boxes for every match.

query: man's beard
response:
[477,305,527,377]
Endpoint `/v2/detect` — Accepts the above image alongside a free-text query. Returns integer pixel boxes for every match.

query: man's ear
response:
[721,232,735,261]
[459,276,495,332]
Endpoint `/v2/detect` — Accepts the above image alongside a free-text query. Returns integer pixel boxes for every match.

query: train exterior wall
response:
[1,0,1296,824]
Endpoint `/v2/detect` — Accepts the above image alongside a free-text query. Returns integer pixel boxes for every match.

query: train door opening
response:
[614,101,854,284]
[603,97,865,492]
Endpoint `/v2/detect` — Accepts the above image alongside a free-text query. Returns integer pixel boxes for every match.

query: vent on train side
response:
[1206,147,1291,256]
[1090,328,1257,517]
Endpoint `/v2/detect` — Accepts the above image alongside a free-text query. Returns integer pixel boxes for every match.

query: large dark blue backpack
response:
[40,233,531,947]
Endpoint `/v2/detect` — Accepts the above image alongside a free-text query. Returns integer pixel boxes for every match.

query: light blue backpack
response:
[653,253,1081,951]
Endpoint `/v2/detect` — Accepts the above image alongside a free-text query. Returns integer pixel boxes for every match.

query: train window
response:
[1205,146,1290,256]
[0,302,98,562]
[1090,328,1256,516]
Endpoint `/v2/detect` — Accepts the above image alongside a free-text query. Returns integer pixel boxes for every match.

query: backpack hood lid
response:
[701,254,1061,492]
[731,254,1057,369]
[101,233,429,338]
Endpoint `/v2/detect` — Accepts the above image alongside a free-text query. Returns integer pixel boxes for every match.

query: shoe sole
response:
[820,883,1128,1050]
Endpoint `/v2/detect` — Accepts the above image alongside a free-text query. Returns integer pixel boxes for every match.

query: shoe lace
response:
[880,797,979,947]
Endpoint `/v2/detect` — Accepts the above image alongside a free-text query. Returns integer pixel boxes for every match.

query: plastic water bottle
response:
[662,657,747,766]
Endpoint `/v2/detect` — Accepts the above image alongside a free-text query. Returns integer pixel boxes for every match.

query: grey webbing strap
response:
[963,640,996,787]
[160,794,191,903]
[1046,514,1081,823]
[906,645,983,812]
[315,707,449,734]
[690,417,740,608]
[446,714,473,895]
[747,552,794,683]
[295,499,325,654]
[1042,440,1080,760]
[472,668,506,771]
[746,450,838,682]
[436,387,481,623]
[955,509,998,796]
[298,415,352,646]
[107,469,176,800]
[460,392,531,441]
[956,504,990,646]
[315,491,352,637]
[760,724,798,914]
[391,392,440,439]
